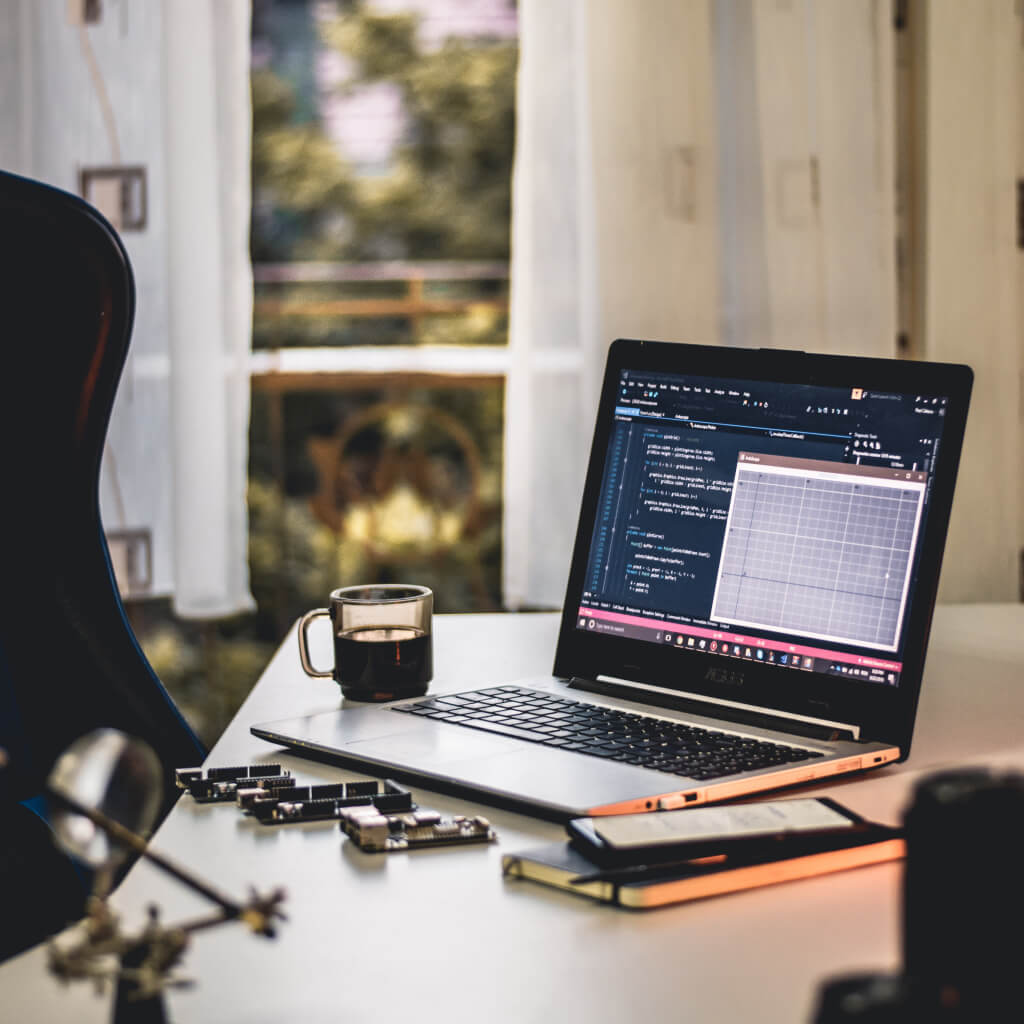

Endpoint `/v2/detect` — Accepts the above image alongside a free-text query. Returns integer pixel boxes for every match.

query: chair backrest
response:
[0,169,205,818]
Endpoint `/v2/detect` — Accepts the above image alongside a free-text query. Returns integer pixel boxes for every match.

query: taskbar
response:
[576,606,902,686]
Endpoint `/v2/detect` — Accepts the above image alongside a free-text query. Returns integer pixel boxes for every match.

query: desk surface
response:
[4,605,1024,1023]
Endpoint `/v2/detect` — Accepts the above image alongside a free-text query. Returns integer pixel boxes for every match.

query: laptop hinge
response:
[568,676,859,743]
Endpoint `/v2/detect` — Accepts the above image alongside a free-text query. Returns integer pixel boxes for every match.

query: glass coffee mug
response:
[298,584,433,701]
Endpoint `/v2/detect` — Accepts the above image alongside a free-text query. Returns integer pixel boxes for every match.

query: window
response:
[141,0,519,745]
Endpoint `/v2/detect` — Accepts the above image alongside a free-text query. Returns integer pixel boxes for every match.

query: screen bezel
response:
[552,339,973,754]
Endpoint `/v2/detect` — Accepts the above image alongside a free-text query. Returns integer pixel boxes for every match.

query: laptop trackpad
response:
[343,731,653,814]
[343,728,523,767]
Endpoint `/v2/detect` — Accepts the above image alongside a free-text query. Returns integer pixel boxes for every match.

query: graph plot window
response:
[710,454,926,652]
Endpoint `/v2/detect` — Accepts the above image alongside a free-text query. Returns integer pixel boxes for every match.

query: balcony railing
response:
[252,260,510,352]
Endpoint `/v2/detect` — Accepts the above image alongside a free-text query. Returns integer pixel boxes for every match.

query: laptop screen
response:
[574,367,953,690]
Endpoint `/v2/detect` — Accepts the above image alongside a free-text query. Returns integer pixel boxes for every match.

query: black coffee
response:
[334,625,432,701]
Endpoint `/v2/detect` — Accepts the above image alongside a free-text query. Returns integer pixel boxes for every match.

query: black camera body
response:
[815,768,1024,1021]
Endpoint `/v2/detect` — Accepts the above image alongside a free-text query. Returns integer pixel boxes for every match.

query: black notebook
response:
[501,827,904,909]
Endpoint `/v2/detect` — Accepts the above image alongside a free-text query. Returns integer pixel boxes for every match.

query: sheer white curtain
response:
[0,0,254,619]
[505,0,896,609]
[163,0,255,618]
[504,0,719,609]
[503,0,597,610]
[913,0,1024,601]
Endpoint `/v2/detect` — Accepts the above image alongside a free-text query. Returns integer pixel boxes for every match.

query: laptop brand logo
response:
[704,666,745,687]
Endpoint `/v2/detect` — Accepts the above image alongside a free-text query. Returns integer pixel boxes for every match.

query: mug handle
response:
[298,608,333,678]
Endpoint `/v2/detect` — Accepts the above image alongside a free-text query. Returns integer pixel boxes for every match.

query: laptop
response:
[253,340,973,820]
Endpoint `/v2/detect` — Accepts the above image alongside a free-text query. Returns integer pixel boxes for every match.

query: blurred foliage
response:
[249,382,505,619]
[251,67,356,260]
[129,606,276,750]
[252,1,517,261]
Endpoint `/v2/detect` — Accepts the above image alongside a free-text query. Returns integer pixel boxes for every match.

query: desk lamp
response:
[40,730,286,1023]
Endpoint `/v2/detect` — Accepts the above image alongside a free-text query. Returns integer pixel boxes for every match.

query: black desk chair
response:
[0,170,206,960]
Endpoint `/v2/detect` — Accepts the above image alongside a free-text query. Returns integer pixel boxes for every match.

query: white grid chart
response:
[711,467,924,650]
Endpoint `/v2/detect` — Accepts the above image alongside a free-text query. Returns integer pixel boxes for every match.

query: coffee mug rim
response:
[329,583,432,605]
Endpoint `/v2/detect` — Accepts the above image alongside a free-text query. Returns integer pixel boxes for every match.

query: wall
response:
[915,0,1024,601]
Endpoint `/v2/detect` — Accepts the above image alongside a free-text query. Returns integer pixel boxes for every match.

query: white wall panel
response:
[716,0,896,359]
[919,0,1023,602]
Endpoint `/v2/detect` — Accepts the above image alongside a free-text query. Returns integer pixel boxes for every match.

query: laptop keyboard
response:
[393,686,825,780]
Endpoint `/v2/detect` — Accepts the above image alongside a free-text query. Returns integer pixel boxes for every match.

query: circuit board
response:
[175,764,292,803]
[175,763,498,850]
[339,805,496,852]
[246,779,415,824]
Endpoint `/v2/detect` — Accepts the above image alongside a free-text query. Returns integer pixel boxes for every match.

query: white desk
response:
[4,605,1024,1023]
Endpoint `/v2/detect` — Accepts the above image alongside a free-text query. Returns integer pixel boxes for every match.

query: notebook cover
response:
[501,828,905,909]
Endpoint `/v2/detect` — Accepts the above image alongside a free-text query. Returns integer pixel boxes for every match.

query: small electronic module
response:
[246,779,415,824]
[339,805,496,852]
[175,764,293,803]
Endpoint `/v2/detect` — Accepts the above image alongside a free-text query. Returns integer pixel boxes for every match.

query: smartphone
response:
[567,797,883,867]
